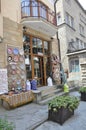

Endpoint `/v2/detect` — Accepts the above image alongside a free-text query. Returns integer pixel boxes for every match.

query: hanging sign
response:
[0,69,8,94]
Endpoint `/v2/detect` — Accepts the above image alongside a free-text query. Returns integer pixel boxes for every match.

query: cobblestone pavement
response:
[35,101,86,130]
[0,102,48,130]
[0,91,86,130]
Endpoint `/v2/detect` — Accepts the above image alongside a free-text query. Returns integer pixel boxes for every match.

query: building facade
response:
[0,0,61,92]
[56,0,86,86]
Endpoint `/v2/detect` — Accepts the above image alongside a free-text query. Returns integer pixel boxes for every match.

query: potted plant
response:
[79,87,86,101]
[48,95,79,125]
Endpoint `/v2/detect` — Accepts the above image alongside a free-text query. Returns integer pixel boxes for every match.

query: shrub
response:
[79,87,86,93]
[0,117,15,130]
[48,95,80,112]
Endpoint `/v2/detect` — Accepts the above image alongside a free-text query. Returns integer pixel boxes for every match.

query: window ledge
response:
[80,33,85,38]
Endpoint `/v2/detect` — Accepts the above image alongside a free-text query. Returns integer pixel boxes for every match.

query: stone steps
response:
[41,88,62,100]
[38,87,78,105]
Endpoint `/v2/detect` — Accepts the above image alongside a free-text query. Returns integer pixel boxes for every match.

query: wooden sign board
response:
[0,69,8,94]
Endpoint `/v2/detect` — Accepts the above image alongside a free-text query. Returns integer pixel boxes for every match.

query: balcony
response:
[67,41,86,55]
[21,0,57,37]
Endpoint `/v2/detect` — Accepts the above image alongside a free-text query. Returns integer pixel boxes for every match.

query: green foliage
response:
[0,117,15,130]
[48,96,80,112]
[79,87,86,93]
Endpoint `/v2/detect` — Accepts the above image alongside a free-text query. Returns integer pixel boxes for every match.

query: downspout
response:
[54,0,62,84]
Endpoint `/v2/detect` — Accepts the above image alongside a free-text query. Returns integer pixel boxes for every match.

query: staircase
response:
[36,85,77,105]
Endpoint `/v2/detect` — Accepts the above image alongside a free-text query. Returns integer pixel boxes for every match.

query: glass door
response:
[33,56,44,86]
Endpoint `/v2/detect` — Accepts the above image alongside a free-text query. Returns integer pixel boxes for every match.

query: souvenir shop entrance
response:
[23,34,51,87]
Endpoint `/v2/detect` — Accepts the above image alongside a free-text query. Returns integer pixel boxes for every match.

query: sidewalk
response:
[0,91,84,130]
[35,101,86,130]
[0,102,48,130]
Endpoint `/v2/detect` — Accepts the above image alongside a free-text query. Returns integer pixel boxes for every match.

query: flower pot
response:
[48,107,74,125]
[81,92,86,101]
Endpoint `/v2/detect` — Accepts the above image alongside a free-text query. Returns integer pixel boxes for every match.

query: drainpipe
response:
[54,0,62,84]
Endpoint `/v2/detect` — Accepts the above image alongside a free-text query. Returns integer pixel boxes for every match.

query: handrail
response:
[21,1,57,26]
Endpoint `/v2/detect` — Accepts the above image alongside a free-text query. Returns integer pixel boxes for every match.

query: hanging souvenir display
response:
[7,46,26,92]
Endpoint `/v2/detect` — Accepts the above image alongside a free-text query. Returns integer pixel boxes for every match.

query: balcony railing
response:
[21,0,56,26]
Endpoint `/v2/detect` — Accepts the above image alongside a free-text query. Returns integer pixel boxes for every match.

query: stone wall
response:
[0,17,23,68]
[0,17,26,91]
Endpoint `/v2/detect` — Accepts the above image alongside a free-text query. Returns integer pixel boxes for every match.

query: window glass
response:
[44,41,49,55]
[23,35,30,53]
[37,39,43,53]
[69,59,79,72]
[25,55,32,79]
[57,12,62,25]
[79,24,84,36]
[32,38,43,54]
[40,3,47,19]
[21,0,30,17]
[65,12,74,28]
[32,0,38,16]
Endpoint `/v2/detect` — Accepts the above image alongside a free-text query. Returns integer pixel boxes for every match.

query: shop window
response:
[69,59,80,72]
[32,38,43,54]
[23,35,31,53]
[44,41,49,55]
[25,55,32,79]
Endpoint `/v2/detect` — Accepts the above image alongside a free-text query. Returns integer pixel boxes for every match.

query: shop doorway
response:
[33,56,44,86]
[23,35,51,87]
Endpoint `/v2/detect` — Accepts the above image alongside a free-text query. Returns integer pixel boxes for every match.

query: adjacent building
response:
[56,0,86,86]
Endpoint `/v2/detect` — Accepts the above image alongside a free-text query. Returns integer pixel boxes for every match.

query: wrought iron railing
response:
[21,0,57,26]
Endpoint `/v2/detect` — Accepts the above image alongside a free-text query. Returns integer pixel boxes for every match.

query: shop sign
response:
[0,69,8,94]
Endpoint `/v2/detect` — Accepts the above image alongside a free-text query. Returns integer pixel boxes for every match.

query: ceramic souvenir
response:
[12,70,16,75]
[13,48,19,55]
[19,49,24,55]
[13,55,19,62]
[19,56,24,62]
[20,64,25,70]
[16,69,20,74]
[8,56,12,62]
[11,64,16,70]
[7,48,13,54]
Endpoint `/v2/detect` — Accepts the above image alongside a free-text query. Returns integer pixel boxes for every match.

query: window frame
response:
[79,24,84,36]
[69,58,80,72]
[65,12,74,28]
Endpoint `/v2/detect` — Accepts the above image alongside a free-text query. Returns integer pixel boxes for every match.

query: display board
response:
[0,69,8,94]
[7,46,26,91]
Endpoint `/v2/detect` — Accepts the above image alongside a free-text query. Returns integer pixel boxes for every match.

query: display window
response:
[23,34,51,86]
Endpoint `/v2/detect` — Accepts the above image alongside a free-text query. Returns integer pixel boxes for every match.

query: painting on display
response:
[0,69,8,94]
